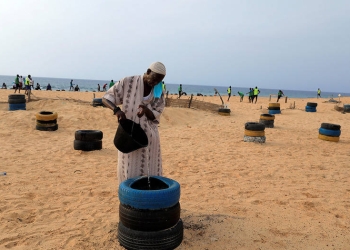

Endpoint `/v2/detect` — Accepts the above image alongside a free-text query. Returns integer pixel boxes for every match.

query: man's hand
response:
[115,110,126,121]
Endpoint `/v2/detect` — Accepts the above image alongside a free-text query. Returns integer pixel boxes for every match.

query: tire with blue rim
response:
[269,109,281,115]
[9,103,26,111]
[119,176,180,210]
[305,106,316,112]
[319,128,341,137]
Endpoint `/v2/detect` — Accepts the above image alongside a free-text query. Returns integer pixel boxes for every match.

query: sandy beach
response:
[0,89,349,250]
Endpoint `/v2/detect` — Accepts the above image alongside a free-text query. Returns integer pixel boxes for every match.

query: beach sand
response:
[0,89,349,249]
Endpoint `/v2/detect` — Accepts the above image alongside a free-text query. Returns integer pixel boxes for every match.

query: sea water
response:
[1,75,348,99]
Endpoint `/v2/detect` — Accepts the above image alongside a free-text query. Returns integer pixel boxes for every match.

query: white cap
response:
[149,62,166,75]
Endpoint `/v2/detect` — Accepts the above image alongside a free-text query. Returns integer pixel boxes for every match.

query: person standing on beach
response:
[178,84,182,98]
[19,75,23,90]
[69,80,74,91]
[277,90,284,102]
[14,74,20,93]
[97,84,100,92]
[253,86,260,104]
[102,61,166,184]
[103,83,107,91]
[317,88,321,98]
[246,88,253,103]
[109,80,114,89]
[227,86,232,101]
[238,91,244,102]
[24,75,32,99]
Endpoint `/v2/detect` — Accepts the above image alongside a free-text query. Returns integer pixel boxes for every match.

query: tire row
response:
[268,103,281,115]
[118,176,183,250]
[8,94,26,111]
[36,111,58,131]
[305,102,317,112]
[318,123,341,142]
[259,114,275,128]
[244,122,266,143]
[74,130,103,151]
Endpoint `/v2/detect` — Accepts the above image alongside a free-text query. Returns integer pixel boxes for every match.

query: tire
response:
[320,123,341,130]
[118,219,183,250]
[305,106,316,112]
[259,119,274,128]
[318,134,339,142]
[8,94,25,100]
[307,102,318,107]
[260,114,275,121]
[92,98,105,107]
[319,128,341,137]
[344,104,350,113]
[269,109,281,115]
[245,122,265,131]
[73,140,102,151]
[244,129,265,137]
[268,103,280,108]
[36,124,58,131]
[75,130,103,141]
[36,111,58,121]
[36,122,57,127]
[268,107,280,110]
[37,119,57,124]
[119,202,181,231]
[8,98,26,104]
[9,103,26,111]
[119,176,180,210]
[218,108,230,116]
[243,135,266,143]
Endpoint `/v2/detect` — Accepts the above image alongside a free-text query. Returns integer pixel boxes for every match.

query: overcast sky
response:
[1,0,349,92]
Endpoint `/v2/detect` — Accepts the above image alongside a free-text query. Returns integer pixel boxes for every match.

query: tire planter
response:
[9,103,26,111]
[318,134,339,142]
[218,108,230,116]
[307,102,318,107]
[119,202,181,231]
[75,130,103,141]
[8,94,26,111]
[319,128,341,137]
[73,140,102,151]
[320,123,341,130]
[36,111,58,131]
[243,135,266,143]
[118,219,183,250]
[269,109,281,114]
[244,129,265,137]
[259,119,274,128]
[344,104,350,113]
[305,106,316,112]
[245,122,265,131]
[119,176,180,210]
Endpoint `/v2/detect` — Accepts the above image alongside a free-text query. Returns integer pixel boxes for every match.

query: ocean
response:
[1,74,348,99]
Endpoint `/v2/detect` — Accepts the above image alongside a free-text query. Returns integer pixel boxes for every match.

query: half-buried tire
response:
[218,108,230,116]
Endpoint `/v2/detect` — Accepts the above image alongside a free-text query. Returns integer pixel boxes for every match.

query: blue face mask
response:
[153,82,163,98]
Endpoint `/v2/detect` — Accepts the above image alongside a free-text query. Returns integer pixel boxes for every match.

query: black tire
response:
[36,124,58,131]
[37,119,57,124]
[9,103,26,111]
[218,108,230,116]
[75,130,103,141]
[8,94,25,100]
[320,123,341,130]
[119,176,180,210]
[8,98,26,104]
[73,140,102,151]
[344,104,350,112]
[118,219,183,250]
[119,202,181,232]
[267,107,280,110]
[259,119,274,128]
[307,102,318,107]
[245,122,265,131]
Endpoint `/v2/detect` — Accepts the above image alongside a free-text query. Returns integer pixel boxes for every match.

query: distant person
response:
[35,83,41,90]
[252,86,260,104]
[46,83,52,91]
[102,83,107,91]
[97,84,100,92]
[162,81,166,92]
[19,75,23,90]
[14,74,20,93]
[69,80,74,91]
[238,91,244,102]
[178,84,182,98]
[74,85,80,91]
[277,90,284,102]
[1,83,7,89]
[317,88,321,98]
[24,75,32,95]
[109,80,114,88]
[227,86,232,101]
[246,88,253,103]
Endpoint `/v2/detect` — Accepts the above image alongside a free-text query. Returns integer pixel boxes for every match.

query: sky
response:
[1,0,349,92]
